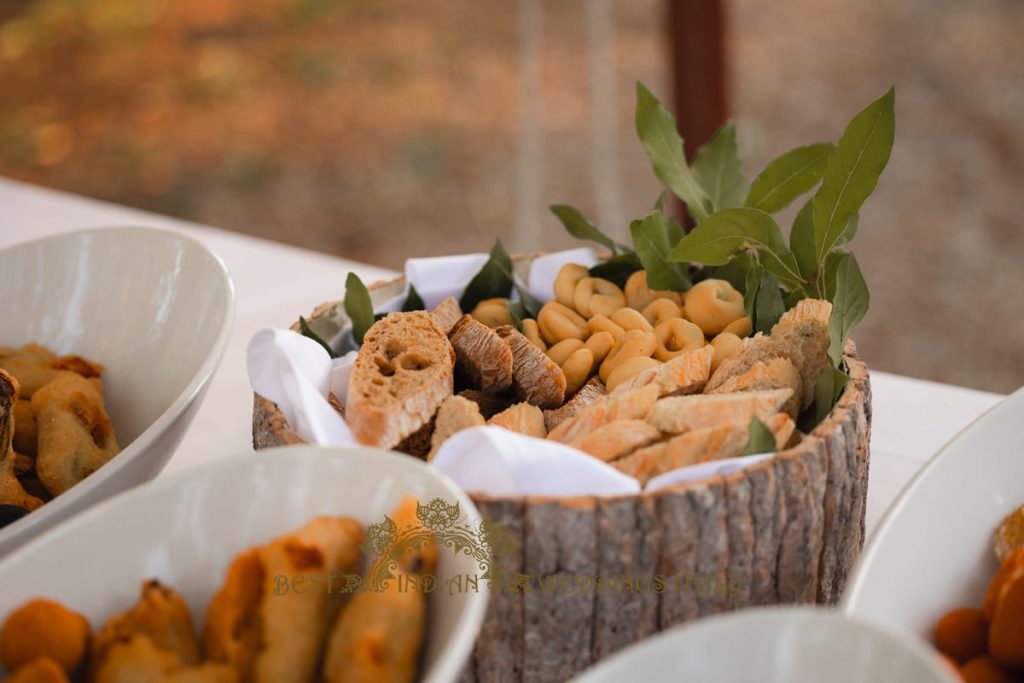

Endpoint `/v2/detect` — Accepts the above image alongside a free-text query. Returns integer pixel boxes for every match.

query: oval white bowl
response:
[570,607,957,683]
[844,386,1024,640]
[0,227,234,554]
[0,446,490,682]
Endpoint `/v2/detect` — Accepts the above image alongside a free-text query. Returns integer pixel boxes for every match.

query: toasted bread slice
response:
[543,377,607,432]
[568,419,662,462]
[346,312,455,449]
[707,299,831,411]
[614,413,795,485]
[428,396,485,459]
[394,417,435,459]
[647,389,792,435]
[488,401,546,438]
[547,382,659,444]
[613,345,714,397]
[431,296,463,335]
[449,315,514,393]
[707,356,802,418]
[495,326,566,408]
[457,389,514,420]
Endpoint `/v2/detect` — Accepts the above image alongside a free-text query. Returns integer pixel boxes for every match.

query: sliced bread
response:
[428,395,485,459]
[346,312,455,449]
[647,388,792,435]
[495,326,566,409]
[543,377,607,432]
[488,401,547,438]
[449,315,514,393]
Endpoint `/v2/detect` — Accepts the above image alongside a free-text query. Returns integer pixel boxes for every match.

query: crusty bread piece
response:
[431,296,463,335]
[449,315,514,393]
[488,401,547,438]
[568,419,662,462]
[614,413,795,485]
[706,299,831,411]
[346,312,455,449]
[428,395,485,459]
[495,326,566,408]
[707,356,802,418]
[543,377,607,432]
[647,388,792,435]
[613,345,714,397]
[458,389,514,420]
[547,383,659,444]
[394,417,435,459]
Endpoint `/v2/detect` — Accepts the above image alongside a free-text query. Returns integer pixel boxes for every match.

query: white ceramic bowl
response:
[844,386,1024,638]
[0,446,490,682]
[0,227,233,554]
[570,607,957,683]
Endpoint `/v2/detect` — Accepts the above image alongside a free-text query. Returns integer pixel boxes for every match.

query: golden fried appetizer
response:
[202,549,264,683]
[12,398,37,457]
[0,370,44,518]
[6,657,70,683]
[0,344,58,398]
[90,580,200,679]
[204,516,365,683]
[321,570,426,683]
[32,371,120,496]
[322,498,436,683]
[94,634,237,683]
[0,598,90,673]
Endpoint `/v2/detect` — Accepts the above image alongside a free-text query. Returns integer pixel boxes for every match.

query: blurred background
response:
[0,0,1021,392]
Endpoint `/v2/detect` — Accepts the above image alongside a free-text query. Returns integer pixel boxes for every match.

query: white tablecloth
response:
[0,178,1004,537]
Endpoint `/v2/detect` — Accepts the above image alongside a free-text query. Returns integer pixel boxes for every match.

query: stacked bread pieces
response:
[341,296,833,487]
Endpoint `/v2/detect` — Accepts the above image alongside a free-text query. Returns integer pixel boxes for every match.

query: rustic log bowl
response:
[251,257,872,683]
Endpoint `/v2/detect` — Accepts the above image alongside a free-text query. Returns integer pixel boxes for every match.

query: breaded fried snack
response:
[204,516,365,683]
[32,371,120,495]
[90,580,200,678]
[6,657,69,683]
[0,369,43,515]
[94,634,237,683]
[0,598,90,673]
[322,498,435,683]
[0,344,58,398]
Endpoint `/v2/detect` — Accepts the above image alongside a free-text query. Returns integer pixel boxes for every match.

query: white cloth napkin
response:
[246,248,767,497]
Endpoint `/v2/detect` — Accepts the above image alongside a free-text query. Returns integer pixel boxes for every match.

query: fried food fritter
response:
[6,657,70,683]
[322,498,436,683]
[0,598,90,673]
[12,399,37,457]
[90,580,200,679]
[204,516,365,683]
[0,369,44,515]
[0,344,58,398]
[321,570,426,683]
[94,634,237,683]
[202,549,264,683]
[32,371,120,496]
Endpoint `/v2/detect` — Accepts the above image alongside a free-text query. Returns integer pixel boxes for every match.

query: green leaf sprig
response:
[741,416,777,456]
[299,316,339,358]
[343,272,375,346]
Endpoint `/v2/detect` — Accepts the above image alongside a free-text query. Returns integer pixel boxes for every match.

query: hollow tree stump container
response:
[251,257,872,683]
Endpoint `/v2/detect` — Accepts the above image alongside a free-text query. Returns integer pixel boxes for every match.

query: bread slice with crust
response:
[706,299,831,411]
[488,401,547,438]
[614,413,795,485]
[568,419,662,462]
[613,345,714,397]
[431,297,463,335]
[707,356,802,418]
[647,389,792,435]
[494,326,566,408]
[449,315,514,393]
[543,377,607,432]
[547,382,659,444]
[428,395,485,459]
[346,312,455,449]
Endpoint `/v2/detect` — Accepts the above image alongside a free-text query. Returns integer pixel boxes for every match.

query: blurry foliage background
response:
[0,0,1022,392]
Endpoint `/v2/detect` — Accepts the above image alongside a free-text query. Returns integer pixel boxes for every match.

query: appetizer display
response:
[932,504,1024,682]
[0,498,434,683]
[0,344,119,528]
[297,81,894,486]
